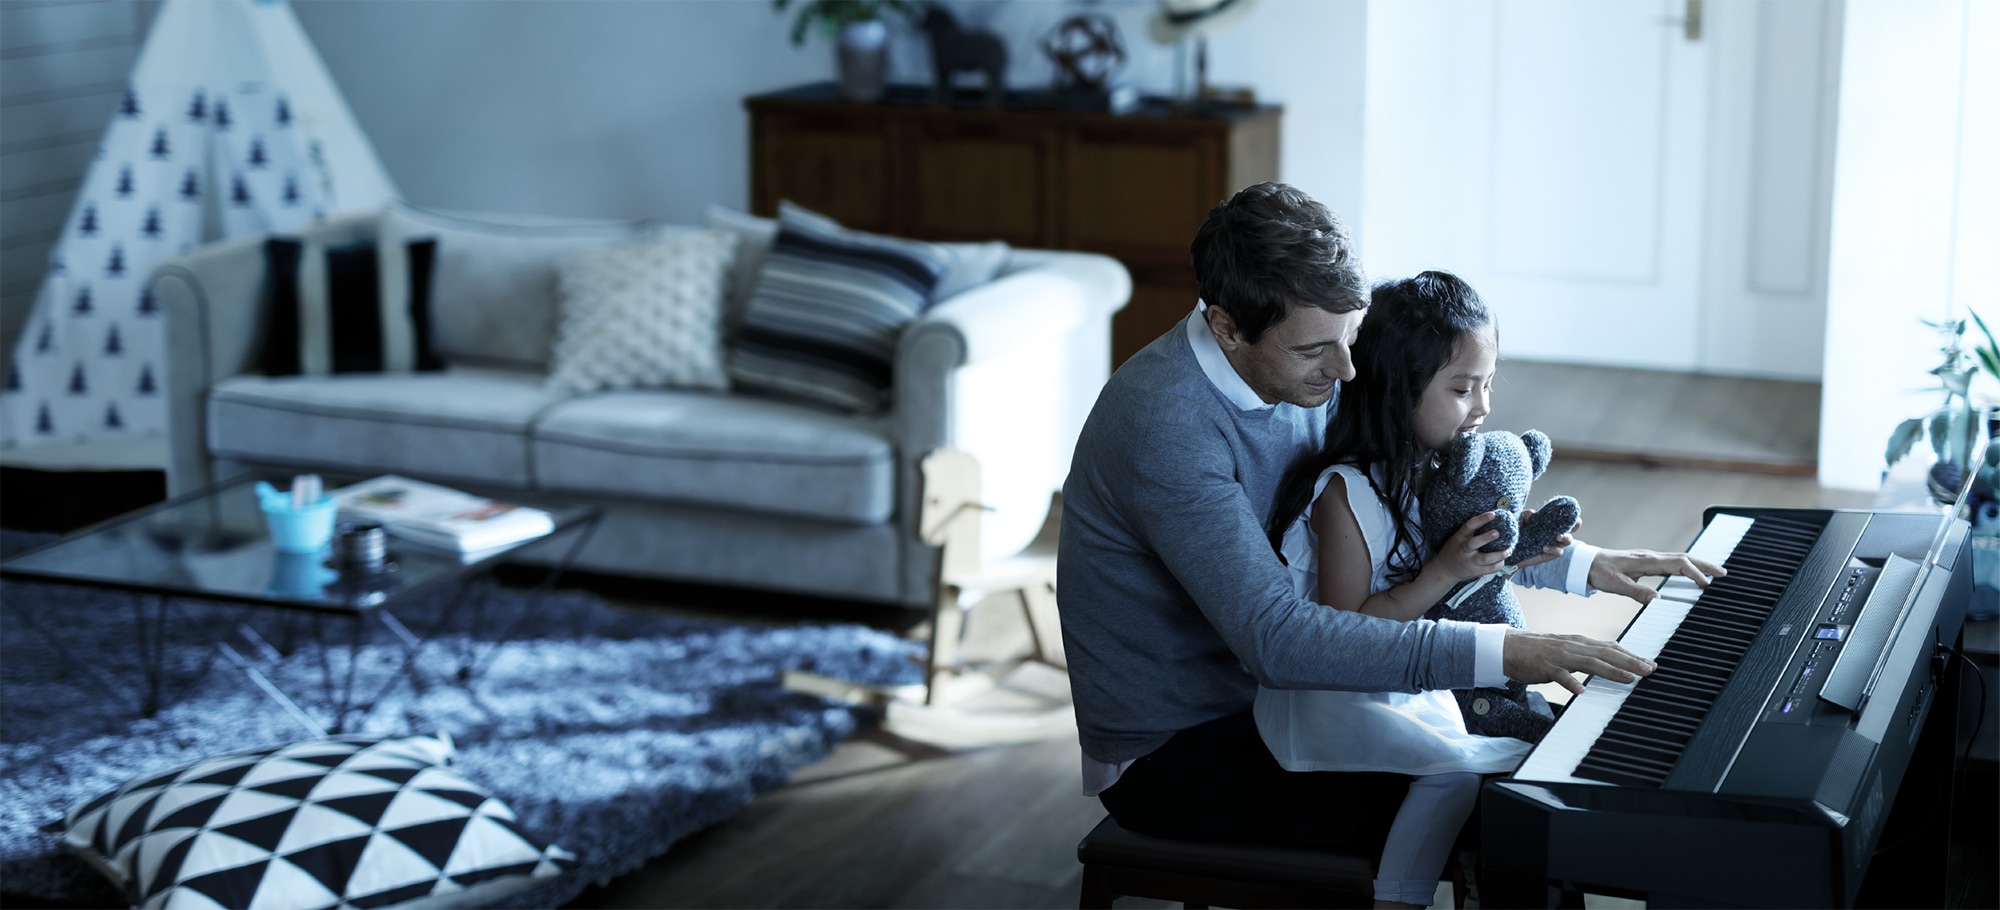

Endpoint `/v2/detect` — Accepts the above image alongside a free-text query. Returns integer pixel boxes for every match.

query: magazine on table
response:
[331,474,554,554]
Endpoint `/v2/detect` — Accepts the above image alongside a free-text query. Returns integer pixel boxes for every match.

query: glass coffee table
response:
[0,470,600,735]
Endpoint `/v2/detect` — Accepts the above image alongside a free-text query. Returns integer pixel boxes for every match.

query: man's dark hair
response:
[1190,182,1368,345]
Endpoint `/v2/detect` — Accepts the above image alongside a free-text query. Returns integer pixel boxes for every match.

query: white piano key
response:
[1657,513,1753,604]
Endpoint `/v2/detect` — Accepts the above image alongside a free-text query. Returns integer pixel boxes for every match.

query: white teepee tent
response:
[1,0,396,450]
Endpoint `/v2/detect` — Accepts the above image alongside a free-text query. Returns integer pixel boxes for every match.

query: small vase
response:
[1929,460,1966,504]
[836,20,889,103]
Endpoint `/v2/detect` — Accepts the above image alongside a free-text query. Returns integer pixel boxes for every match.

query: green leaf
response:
[1975,309,1999,349]
[1887,417,1925,465]
[1929,411,1954,461]
[1942,365,1975,398]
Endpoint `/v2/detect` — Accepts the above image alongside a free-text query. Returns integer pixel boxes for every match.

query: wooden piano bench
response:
[1075,815,1467,909]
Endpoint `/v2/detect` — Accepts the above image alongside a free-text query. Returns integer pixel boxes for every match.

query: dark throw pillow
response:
[262,238,442,377]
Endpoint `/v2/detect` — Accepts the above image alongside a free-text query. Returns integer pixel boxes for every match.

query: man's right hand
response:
[1502,628,1655,696]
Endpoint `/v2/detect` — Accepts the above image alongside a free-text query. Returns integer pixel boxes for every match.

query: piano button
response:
[1782,697,1799,713]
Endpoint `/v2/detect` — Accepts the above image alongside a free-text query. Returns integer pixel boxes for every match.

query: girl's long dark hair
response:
[1265,270,1493,585]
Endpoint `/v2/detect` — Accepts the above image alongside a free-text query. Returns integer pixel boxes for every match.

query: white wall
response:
[1819,0,1998,491]
[288,0,1368,225]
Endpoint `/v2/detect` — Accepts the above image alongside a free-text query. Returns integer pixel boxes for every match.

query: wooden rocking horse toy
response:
[921,4,1007,107]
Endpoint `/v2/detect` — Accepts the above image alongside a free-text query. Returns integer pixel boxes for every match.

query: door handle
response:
[1660,0,1703,41]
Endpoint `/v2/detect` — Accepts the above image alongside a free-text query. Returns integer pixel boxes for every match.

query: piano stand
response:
[1853,642,1961,908]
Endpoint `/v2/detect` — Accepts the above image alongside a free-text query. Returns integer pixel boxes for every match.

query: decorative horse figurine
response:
[922,5,1007,106]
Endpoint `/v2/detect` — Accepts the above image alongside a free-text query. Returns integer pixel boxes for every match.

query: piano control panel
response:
[1764,563,1872,723]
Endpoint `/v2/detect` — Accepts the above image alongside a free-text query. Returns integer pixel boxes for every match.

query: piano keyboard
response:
[1514,512,1823,787]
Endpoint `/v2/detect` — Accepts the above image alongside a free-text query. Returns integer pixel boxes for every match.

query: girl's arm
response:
[1312,473,1510,621]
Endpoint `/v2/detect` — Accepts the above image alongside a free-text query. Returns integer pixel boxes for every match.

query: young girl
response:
[1254,270,1539,909]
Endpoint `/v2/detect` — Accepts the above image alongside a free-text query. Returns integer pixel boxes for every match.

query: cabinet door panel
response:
[1065,128,1220,254]
[1114,266,1201,366]
[908,121,1052,245]
[754,117,890,231]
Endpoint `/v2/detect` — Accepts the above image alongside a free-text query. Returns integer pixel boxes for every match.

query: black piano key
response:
[1584,743,1678,775]
[1613,704,1703,735]
[1568,512,1825,788]
[1623,684,1712,715]
[1598,729,1689,759]
[1577,749,1675,782]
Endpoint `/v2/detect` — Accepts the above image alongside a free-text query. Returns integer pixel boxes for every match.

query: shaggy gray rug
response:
[0,531,922,907]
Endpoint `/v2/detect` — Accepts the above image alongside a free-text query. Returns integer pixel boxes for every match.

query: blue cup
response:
[260,493,339,553]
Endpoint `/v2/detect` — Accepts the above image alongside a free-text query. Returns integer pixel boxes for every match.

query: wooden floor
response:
[570,365,1998,910]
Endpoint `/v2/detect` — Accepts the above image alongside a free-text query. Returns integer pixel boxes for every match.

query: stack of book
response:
[331,475,554,557]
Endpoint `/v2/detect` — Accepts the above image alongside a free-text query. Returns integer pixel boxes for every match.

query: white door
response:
[1361,0,1837,380]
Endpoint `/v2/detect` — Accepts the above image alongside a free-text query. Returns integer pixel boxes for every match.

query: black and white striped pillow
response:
[261,238,443,377]
[728,203,949,413]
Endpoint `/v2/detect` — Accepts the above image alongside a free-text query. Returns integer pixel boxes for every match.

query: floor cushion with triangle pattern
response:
[61,735,574,910]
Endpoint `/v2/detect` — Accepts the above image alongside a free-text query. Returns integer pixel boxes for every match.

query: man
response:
[1057,182,1716,855]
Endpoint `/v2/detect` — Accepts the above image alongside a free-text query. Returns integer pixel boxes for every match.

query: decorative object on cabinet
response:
[1041,14,1127,95]
[746,82,1279,365]
[920,4,1007,107]
[1147,0,1260,108]
[774,0,914,103]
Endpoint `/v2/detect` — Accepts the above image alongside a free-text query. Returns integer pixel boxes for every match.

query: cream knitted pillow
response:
[546,229,736,393]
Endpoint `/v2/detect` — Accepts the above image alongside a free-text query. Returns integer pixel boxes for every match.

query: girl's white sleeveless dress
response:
[1253,463,1531,775]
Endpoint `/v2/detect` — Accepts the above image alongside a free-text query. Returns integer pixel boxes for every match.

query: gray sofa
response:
[154,202,1130,608]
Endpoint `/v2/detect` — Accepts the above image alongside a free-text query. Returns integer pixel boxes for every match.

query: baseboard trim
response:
[1559,446,1818,478]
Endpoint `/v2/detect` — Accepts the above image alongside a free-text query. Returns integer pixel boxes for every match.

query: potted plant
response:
[775,0,915,103]
[1886,314,2000,503]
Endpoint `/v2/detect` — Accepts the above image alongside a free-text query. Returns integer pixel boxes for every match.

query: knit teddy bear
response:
[1419,428,1581,743]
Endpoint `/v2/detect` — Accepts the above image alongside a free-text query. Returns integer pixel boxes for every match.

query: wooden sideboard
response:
[745,83,1281,365]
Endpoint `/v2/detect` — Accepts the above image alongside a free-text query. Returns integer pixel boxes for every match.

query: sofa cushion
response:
[728,202,949,414]
[377,203,675,370]
[531,390,895,525]
[545,230,735,393]
[208,368,568,489]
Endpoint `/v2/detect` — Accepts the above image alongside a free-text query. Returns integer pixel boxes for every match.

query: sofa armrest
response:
[155,212,380,495]
[894,250,1131,601]
[155,234,273,495]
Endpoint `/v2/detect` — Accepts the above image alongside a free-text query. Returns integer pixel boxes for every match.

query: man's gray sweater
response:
[1057,315,1484,765]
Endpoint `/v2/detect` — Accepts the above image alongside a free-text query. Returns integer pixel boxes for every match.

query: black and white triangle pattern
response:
[62,736,575,910]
